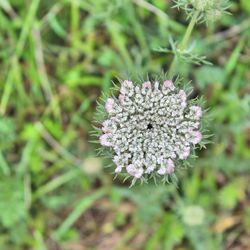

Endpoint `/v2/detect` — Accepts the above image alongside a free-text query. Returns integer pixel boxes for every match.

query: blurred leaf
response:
[82,156,102,175]
[63,70,102,87]
[0,117,16,150]
[223,36,246,84]
[48,15,67,38]
[182,169,201,202]
[146,213,184,250]
[163,214,184,250]
[112,185,172,224]
[182,205,205,226]
[195,66,224,89]
[44,119,63,140]
[218,178,246,210]
[240,0,250,13]
[0,175,26,228]
[54,188,106,240]
[212,215,241,233]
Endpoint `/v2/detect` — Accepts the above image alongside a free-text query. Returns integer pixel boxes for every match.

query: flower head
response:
[97,79,204,184]
[174,0,230,23]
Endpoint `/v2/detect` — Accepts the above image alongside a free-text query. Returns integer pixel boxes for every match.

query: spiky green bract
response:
[93,75,210,187]
[155,37,212,67]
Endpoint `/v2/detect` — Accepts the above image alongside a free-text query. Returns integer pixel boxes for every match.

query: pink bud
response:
[179,147,190,160]
[120,86,127,95]
[190,131,202,144]
[122,80,133,88]
[178,90,187,102]
[166,159,175,173]
[102,120,111,133]
[105,98,115,113]
[142,81,151,90]
[163,80,173,89]
[99,133,112,147]
[120,80,133,95]
[118,94,125,104]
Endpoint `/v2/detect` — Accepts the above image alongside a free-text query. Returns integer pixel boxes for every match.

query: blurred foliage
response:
[0,0,249,249]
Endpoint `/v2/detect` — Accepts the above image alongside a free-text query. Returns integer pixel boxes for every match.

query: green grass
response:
[0,0,250,249]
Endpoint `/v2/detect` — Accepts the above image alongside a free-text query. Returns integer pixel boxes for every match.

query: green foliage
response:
[0,175,26,228]
[218,177,246,210]
[0,0,249,249]
[155,38,212,66]
[0,117,15,150]
[195,66,224,89]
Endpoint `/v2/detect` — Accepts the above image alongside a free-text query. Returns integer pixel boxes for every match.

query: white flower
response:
[189,131,202,144]
[126,164,143,178]
[99,79,203,180]
[157,159,175,175]
[179,146,190,160]
[190,105,202,119]
[163,80,174,90]
[115,166,123,173]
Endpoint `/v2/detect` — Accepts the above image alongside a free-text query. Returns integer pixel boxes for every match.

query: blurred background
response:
[0,0,250,249]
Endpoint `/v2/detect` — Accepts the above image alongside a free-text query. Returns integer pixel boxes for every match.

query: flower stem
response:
[168,11,199,78]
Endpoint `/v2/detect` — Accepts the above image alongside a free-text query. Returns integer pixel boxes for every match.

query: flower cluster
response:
[174,0,230,23]
[98,79,203,183]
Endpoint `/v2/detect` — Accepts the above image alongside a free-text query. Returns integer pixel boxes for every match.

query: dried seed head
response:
[98,79,204,183]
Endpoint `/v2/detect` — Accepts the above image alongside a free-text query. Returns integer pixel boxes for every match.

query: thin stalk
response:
[0,151,10,175]
[168,11,199,78]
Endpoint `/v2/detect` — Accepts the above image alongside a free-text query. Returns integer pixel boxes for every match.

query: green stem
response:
[0,151,10,175]
[179,11,199,50]
[168,11,199,78]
